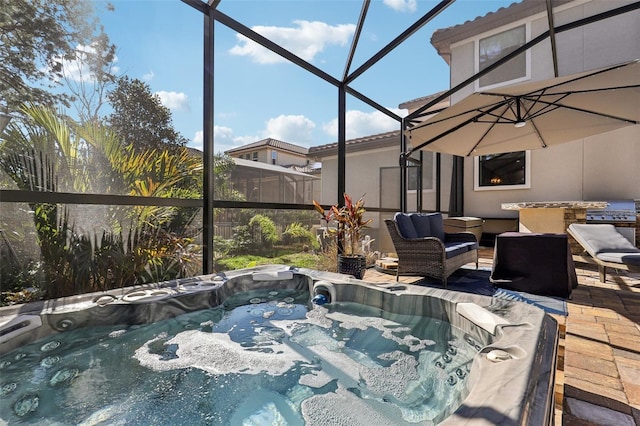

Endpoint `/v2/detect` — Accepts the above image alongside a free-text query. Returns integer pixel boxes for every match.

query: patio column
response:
[337,85,346,206]
[202,6,215,275]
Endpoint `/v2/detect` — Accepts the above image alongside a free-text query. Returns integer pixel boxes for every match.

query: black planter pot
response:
[337,254,367,279]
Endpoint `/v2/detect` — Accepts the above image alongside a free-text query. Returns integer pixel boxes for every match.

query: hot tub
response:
[0,265,558,425]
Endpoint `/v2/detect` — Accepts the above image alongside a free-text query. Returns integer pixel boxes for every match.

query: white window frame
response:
[474,22,531,91]
[474,151,531,191]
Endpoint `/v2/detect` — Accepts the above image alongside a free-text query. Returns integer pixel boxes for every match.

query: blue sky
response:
[89,0,516,154]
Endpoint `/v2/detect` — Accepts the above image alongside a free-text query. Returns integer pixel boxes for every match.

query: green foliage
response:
[224,215,280,256]
[63,31,118,122]
[229,224,253,254]
[215,253,319,271]
[212,235,233,260]
[0,105,203,301]
[106,76,188,153]
[0,260,44,306]
[3,210,204,301]
[0,0,105,111]
[249,214,279,246]
[282,222,316,248]
[213,153,244,201]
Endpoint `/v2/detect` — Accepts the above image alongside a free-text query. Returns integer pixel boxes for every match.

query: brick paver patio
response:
[362,247,640,425]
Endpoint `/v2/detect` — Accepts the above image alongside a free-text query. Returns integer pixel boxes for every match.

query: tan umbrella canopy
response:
[405,59,640,157]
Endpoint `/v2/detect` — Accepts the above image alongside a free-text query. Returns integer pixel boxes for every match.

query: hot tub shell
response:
[0,265,558,426]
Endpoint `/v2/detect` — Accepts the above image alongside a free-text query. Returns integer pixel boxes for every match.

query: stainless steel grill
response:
[586,200,637,245]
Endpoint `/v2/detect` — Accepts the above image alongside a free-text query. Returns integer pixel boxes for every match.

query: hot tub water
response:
[0,287,476,425]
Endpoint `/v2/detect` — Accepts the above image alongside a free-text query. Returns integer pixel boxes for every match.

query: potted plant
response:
[313,193,372,279]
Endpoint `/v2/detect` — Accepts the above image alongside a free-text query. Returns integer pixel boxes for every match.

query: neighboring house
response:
[224,138,320,203]
[225,137,310,167]
[187,145,318,205]
[228,157,318,204]
[427,0,640,220]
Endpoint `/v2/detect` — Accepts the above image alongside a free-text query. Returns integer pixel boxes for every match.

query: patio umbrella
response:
[405,59,640,157]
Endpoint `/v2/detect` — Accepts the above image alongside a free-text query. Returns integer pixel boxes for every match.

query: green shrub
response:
[248,214,279,249]
[282,222,316,247]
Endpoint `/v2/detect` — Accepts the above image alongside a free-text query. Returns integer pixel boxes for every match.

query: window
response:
[271,150,277,165]
[252,151,258,161]
[477,24,529,89]
[407,152,435,191]
[407,166,420,191]
[474,151,531,190]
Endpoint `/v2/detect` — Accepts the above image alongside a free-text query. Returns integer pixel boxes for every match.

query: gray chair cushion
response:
[597,252,640,266]
[569,224,640,257]
[394,212,418,239]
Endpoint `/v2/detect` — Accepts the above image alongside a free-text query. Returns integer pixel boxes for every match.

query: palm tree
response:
[0,104,202,299]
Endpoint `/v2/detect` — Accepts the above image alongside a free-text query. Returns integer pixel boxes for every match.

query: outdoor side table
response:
[490,232,578,298]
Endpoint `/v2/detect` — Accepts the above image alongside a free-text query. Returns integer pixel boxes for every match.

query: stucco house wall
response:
[313,138,453,255]
[315,145,402,255]
[268,149,309,166]
[442,0,640,219]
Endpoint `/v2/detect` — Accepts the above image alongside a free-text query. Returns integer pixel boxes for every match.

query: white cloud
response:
[229,20,355,64]
[215,125,235,143]
[142,71,155,82]
[188,115,316,153]
[192,130,204,150]
[189,126,255,154]
[323,108,407,140]
[262,114,315,144]
[232,135,260,146]
[383,0,417,13]
[60,43,120,82]
[155,91,190,112]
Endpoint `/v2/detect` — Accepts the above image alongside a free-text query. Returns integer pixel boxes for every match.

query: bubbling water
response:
[0,288,477,425]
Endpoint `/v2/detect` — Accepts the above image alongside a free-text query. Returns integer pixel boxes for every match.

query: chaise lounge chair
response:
[567,223,640,283]
[385,212,478,287]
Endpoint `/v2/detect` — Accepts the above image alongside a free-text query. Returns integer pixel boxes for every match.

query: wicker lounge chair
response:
[385,212,478,287]
[568,223,640,283]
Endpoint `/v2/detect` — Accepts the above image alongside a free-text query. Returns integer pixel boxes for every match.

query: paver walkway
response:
[362,247,640,425]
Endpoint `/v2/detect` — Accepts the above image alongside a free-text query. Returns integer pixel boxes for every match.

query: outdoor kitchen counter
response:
[501,202,608,254]
[501,201,608,210]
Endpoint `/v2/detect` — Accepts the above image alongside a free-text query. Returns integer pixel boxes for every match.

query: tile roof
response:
[398,90,449,110]
[308,130,400,157]
[224,138,309,155]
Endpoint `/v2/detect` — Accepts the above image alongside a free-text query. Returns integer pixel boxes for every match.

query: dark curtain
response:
[448,155,464,216]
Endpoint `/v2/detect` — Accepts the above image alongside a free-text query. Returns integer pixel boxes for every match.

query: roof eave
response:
[430,0,573,58]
